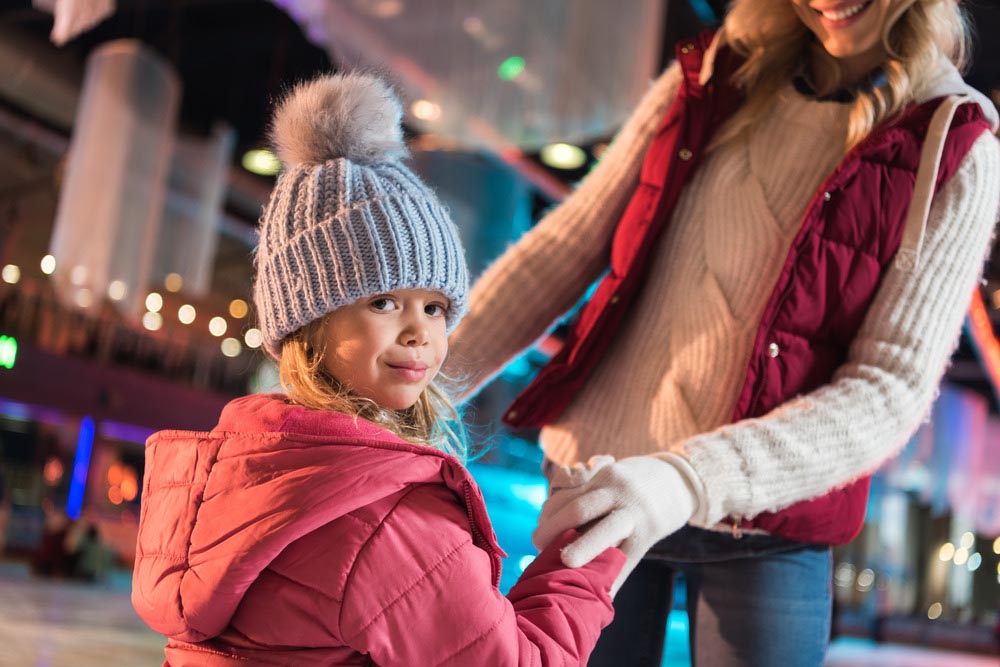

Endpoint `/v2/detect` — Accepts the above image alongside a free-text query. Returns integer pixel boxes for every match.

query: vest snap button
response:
[679,148,693,161]
[681,44,693,54]
[823,191,832,201]
[610,295,620,304]
[768,342,780,358]
[507,410,518,420]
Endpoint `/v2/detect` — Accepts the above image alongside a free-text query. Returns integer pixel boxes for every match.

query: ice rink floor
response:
[1,562,997,667]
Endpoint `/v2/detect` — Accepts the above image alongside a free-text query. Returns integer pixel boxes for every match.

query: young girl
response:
[131,72,624,666]
[445,0,1000,665]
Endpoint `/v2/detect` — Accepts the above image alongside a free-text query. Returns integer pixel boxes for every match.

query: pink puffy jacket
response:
[132,394,624,666]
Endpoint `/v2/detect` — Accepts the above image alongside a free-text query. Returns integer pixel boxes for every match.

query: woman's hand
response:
[533,455,700,594]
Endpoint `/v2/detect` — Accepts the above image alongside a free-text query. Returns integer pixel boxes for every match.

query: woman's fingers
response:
[559,510,633,568]
[532,486,616,551]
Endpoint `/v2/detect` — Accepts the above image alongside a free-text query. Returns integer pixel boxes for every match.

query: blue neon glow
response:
[66,416,95,520]
[688,0,719,23]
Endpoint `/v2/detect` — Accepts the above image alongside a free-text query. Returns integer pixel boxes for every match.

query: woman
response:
[446,0,1000,665]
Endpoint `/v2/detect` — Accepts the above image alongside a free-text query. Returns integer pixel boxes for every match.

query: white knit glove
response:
[533,454,702,595]
[545,455,616,493]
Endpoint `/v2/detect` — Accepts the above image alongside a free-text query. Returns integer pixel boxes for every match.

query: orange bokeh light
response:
[107,463,123,486]
[121,476,139,502]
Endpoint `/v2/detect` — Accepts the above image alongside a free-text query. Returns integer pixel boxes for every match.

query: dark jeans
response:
[589,526,833,667]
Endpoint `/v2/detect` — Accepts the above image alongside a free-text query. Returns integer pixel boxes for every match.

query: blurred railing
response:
[0,278,251,395]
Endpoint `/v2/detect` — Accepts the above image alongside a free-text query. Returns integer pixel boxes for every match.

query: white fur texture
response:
[270,72,407,168]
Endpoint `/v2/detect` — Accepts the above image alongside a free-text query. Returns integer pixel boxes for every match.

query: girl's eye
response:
[425,303,447,317]
[369,297,397,312]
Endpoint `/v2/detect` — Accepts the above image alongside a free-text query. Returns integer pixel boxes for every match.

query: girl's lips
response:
[811,0,874,27]
[387,362,429,382]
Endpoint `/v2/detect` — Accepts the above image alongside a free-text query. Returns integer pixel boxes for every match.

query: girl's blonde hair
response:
[715,0,971,151]
[276,317,470,461]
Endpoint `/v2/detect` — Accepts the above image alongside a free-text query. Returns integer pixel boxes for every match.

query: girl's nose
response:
[400,318,430,347]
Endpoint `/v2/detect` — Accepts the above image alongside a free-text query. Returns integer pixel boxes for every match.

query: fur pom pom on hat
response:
[253,72,468,358]
[270,72,408,168]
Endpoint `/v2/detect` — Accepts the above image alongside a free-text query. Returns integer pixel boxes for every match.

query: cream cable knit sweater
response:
[447,61,1000,529]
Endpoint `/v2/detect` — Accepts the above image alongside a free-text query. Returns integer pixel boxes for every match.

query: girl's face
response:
[318,289,449,411]
[791,0,909,79]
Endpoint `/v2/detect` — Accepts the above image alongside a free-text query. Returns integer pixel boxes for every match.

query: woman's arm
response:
[339,483,624,666]
[445,63,684,399]
[674,132,1000,525]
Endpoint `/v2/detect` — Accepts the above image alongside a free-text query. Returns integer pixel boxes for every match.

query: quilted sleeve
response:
[339,484,624,666]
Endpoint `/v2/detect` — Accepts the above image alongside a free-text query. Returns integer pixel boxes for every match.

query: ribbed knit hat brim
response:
[254,159,468,358]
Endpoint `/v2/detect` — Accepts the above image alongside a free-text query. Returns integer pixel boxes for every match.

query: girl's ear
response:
[304,315,332,360]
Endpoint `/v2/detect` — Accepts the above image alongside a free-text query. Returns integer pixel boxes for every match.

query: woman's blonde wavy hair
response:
[276,317,470,461]
[714,0,971,151]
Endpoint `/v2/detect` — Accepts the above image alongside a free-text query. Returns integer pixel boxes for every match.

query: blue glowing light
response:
[688,0,718,23]
[66,416,95,520]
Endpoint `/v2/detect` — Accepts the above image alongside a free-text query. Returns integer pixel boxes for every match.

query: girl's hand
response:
[533,455,700,595]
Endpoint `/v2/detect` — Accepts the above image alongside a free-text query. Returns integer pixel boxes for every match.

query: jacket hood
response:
[132,393,502,643]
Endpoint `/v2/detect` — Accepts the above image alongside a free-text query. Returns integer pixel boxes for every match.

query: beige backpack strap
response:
[895,94,969,272]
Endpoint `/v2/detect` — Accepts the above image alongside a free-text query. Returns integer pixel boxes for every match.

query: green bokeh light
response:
[498,56,525,81]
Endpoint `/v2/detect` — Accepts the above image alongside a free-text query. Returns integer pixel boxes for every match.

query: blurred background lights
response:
[40,254,56,275]
[209,316,228,336]
[1,264,20,284]
[834,562,855,588]
[178,304,196,324]
[107,463,123,485]
[107,280,127,301]
[70,265,88,286]
[540,143,587,170]
[411,99,442,122]
[164,272,183,292]
[462,16,484,35]
[221,337,242,357]
[142,311,163,331]
[855,568,874,592]
[145,292,163,313]
[121,475,138,502]
[960,532,975,549]
[927,602,942,620]
[73,288,93,308]
[358,0,403,18]
[244,328,263,349]
[966,552,982,571]
[242,148,282,176]
[953,547,969,566]
[43,457,64,486]
[938,542,955,561]
[229,298,249,319]
[994,536,1000,554]
[497,55,525,81]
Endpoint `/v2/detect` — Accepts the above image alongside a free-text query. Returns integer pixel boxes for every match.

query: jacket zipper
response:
[464,482,501,588]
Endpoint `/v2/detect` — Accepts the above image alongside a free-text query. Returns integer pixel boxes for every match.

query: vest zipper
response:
[731,515,744,540]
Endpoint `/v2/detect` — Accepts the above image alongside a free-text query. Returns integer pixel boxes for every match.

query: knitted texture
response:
[254,74,468,357]
[446,61,1000,527]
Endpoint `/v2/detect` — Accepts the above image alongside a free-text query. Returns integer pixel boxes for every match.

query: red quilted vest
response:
[504,31,991,545]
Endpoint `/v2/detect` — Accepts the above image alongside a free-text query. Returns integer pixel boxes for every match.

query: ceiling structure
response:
[0,0,999,409]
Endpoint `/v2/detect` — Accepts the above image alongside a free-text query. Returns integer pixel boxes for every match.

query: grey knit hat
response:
[253,72,468,358]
